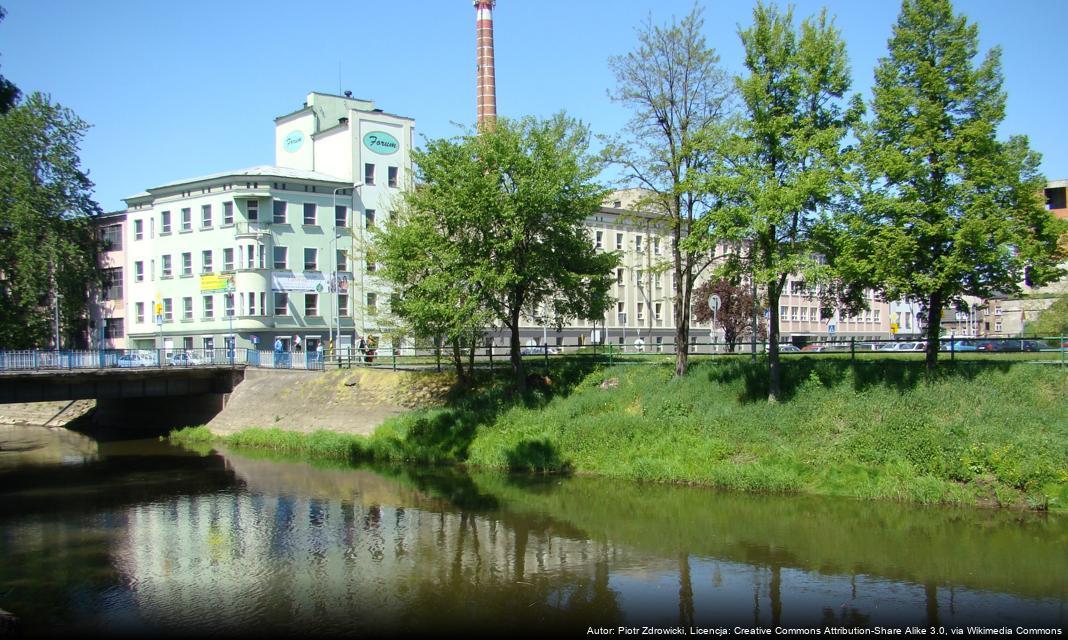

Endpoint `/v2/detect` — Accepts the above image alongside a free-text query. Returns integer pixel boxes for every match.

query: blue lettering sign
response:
[283,131,304,153]
[363,131,400,155]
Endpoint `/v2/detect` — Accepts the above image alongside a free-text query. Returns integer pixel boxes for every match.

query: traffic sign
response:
[890,322,899,335]
[155,314,163,326]
[155,302,163,315]
[707,294,721,313]
[828,324,836,335]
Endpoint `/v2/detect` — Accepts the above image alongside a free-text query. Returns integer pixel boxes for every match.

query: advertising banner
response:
[271,273,327,292]
[200,274,233,292]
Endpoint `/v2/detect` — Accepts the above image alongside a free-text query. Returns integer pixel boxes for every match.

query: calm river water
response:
[0,425,1064,637]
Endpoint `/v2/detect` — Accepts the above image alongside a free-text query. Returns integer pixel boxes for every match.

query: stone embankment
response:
[207,367,454,436]
[0,399,95,427]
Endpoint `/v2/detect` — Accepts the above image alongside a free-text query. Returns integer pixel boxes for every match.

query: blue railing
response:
[0,348,326,372]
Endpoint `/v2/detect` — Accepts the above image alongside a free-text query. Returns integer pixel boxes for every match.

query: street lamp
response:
[707,294,721,354]
[332,183,363,351]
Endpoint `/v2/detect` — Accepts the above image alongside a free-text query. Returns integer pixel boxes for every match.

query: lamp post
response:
[708,294,720,354]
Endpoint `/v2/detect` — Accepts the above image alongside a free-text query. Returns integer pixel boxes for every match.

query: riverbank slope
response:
[174,357,1068,510]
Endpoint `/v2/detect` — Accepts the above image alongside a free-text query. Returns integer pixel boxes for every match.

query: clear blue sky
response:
[2,0,1064,212]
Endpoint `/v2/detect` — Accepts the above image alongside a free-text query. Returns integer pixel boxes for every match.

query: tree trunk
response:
[509,308,526,391]
[925,292,943,371]
[767,280,782,403]
[450,337,466,384]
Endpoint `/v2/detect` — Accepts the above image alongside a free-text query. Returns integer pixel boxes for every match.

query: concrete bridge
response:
[0,366,246,431]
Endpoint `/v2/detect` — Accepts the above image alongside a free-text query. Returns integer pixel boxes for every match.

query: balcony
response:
[235,221,271,237]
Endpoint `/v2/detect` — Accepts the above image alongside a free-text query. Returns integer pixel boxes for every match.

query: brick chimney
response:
[474,0,497,128]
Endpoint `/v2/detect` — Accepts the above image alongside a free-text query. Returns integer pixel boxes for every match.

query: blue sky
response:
[2,0,1064,212]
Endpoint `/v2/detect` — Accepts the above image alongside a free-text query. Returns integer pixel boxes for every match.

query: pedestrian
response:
[294,336,303,352]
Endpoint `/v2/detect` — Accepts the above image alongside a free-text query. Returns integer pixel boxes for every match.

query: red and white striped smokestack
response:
[474,0,497,128]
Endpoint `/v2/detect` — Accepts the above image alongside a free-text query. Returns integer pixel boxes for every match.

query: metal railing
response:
[2,335,1062,374]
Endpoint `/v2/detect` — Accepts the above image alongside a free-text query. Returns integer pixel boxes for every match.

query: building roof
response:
[150,165,351,192]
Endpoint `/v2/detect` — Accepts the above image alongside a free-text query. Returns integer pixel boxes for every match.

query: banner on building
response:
[200,274,233,292]
[271,273,327,292]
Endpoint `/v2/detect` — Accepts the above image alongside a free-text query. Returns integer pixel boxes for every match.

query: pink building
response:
[91,211,127,348]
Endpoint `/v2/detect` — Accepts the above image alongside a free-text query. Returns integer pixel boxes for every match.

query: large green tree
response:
[834,0,1065,370]
[605,4,733,377]
[697,3,862,401]
[0,7,19,113]
[0,93,102,348]
[379,114,618,389]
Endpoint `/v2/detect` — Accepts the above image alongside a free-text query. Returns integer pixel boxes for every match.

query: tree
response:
[0,7,19,113]
[605,4,733,377]
[0,92,102,348]
[698,3,861,401]
[379,114,618,389]
[833,0,1066,370]
[692,278,766,352]
[1024,296,1068,337]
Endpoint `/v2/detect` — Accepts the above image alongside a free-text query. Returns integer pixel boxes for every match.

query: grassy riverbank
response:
[170,356,1068,510]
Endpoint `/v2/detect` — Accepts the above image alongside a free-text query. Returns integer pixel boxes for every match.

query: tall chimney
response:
[474,0,497,128]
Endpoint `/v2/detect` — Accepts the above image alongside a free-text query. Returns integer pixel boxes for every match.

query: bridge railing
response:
[0,348,327,372]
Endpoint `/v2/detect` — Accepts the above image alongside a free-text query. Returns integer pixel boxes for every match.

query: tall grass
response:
[170,357,1068,509]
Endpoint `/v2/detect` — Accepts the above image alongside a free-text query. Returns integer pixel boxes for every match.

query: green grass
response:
[170,356,1068,510]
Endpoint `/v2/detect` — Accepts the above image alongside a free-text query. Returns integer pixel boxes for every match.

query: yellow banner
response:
[200,274,232,292]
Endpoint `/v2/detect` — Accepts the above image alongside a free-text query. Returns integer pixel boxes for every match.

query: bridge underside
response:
[0,367,245,404]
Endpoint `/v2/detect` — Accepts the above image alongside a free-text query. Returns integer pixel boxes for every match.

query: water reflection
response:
[0,433,1064,636]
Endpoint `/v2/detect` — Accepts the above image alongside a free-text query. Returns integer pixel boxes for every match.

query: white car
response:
[520,345,559,355]
[169,351,205,366]
[116,353,152,368]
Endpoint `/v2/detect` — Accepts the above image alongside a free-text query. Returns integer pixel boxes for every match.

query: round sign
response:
[283,131,304,153]
[707,294,721,313]
[363,131,400,155]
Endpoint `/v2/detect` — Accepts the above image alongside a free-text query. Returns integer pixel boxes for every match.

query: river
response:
[0,424,1064,637]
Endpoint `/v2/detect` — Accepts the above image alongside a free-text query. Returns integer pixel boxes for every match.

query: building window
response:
[874,309,881,323]
[655,336,663,352]
[616,268,624,285]
[181,252,192,277]
[654,302,662,321]
[791,307,798,321]
[182,336,194,350]
[780,305,788,320]
[637,302,644,321]
[636,235,643,252]
[654,273,661,288]
[617,301,625,315]
[995,321,1002,332]
[134,261,144,283]
[616,233,623,250]
[100,224,122,251]
[102,267,123,301]
[338,293,349,317]
[247,292,256,316]
[203,337,214,352]
[104,318,124,339]
[365,209,376,228]
[305,293,318,317]
[635,269,643,285]
[163,298,173,322]
[366,292,377,313]
[223,248,234,271]
[653,238,660,255]
[224,293,235,318]
[201,205,212,228]
[161,210,171,234]
[595,231,603,249]
[364,163,375,186]
[994,307,1003,316]
[202,250,213,274]
[135,302,144,325]
[335,205,347,227]
[134,219,144,240]
[203,295,214,319]
[387,166,399,188]
[303,202,317,225]
[366,256,376,273]
[183,297,193,321]
[273,200,287,224]
[181,208,192,232]
[274,293,288,316]
[161,255,172,279]
[336,249,346,272]
[247,200,258,221]
[223,201,234,225]
[274,246,288,270]
[304,248,317,271]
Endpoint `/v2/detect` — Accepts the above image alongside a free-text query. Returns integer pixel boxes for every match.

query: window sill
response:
[221,222,234,228]
[180,274,193,278]
[181,318,194,323]
[180,229,193,234]
[160,231,172,236]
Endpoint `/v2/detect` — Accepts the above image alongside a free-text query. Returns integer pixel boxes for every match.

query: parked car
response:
[520,346,559,355]
[939,340,978,352]
[778,344,801,352]
[116,353,152,368]
[168,351,205,366]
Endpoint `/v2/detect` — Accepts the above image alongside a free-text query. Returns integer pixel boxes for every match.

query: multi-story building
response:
[90,211,127,349]
[120,91,413,354]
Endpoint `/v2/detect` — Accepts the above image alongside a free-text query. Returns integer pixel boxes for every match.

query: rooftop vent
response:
[339,117,349,126]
